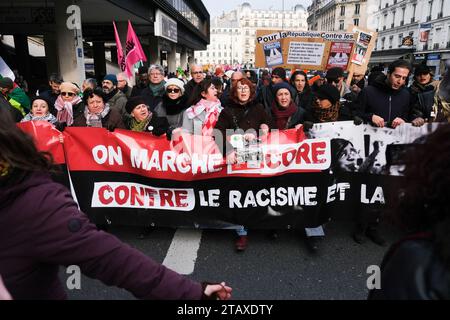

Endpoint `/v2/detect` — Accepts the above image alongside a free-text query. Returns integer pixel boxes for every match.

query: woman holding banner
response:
[0,106,232,300]
[72,88,125,131]
[215,77,272,251]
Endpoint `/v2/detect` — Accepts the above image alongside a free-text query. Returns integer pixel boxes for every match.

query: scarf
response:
[54,95,81,126]
[149,81,166,97]
[84,104,111,128]
[313,102,340,123]
[186,99,223,136]
[271,101,297,130]
[130,114,152,132]
[163,95,187,115]
[104,89,118,103]
[21,112,57,124]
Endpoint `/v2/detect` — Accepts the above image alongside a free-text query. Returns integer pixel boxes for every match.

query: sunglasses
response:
[61,92,75,97]
[167,88,181,94]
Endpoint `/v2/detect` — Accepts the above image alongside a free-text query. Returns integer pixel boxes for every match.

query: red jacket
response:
[0,171,202,300]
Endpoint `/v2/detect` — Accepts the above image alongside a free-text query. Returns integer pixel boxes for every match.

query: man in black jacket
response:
[355,60,412,128]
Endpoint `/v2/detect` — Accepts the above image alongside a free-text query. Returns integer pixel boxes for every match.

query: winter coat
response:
[0,171,203,300]
[106,90,128,117]
[140,84,166,112]
[355,74,411,125]
[369,235,450,300]
[153,95,188,130]
[293,89,314,113]
[184,79,201,100]
[72,107,126,131]
[0,94,23,122]
[215,99,273,155]
[409,81,438,120]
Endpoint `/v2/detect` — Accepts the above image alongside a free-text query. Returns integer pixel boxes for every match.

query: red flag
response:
[113,21,126,72]
[125,20,147,78]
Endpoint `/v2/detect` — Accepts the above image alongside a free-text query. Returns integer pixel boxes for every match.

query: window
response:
[355,4,360,15]
[354,19,359,26]
[381,37,385,49]
[340,6,345,16]
[398,34,403,47]
[339,20,344,30]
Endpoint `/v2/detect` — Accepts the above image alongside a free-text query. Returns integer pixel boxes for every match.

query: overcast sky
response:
[202,0,312,19]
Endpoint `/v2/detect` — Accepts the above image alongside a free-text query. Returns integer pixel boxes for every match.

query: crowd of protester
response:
[2,59,450,299]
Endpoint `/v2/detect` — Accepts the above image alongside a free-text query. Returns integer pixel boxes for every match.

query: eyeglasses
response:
[61,92,75,97]
[237,86,250,92]
[167,88,181,94]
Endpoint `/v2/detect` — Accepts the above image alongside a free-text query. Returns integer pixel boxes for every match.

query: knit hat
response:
[272,67,286,80]
[315,84,341,105]
[60,82,80,94]
[273,82,295,98]
[414,64,431,77]
[125,96,148,114]
[326,67,344,81]
[164,78,185,95]
[103,74,118,86]
[0,77,14,89]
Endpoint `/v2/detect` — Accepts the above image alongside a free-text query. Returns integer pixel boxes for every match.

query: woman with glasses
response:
[214,77,272,252]
[54,82,83,128]
[21,97,58,125]
[153,78,188,139]
[72,88,125,131]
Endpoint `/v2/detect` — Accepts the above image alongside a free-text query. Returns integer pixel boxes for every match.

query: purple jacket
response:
[0,171,203,300]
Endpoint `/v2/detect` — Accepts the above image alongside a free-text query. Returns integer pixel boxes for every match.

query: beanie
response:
[164,78,186,95]
[315,84,341,105]
[103,74,118,86]
[125,96,148,114]
[272,82,295,97]
[0,77,14,89]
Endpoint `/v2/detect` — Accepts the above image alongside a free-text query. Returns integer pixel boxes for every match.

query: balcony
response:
[400,20,404,26]
[426,15,431,22]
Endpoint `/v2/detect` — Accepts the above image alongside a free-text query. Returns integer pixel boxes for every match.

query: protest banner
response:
[255,30,355,70]
[18,121,442,230]
[346,25,378,87]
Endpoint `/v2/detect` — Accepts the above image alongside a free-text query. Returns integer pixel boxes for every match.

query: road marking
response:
[162,229,203,275]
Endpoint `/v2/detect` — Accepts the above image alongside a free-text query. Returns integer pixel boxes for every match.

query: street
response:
[64,221,399,300]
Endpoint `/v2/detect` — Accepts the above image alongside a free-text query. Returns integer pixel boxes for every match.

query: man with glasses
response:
[102,74,128,119]
[220,71,244,105]
[184,64,205,99]
[116,73,132,98]
[141,65,166,112]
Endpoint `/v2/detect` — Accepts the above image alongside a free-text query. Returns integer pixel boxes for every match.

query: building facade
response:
[370,0,450,76]
[307,0,368,31]
[195,2,307,68]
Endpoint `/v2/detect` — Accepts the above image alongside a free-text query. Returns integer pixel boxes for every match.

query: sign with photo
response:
[255,30,355,70]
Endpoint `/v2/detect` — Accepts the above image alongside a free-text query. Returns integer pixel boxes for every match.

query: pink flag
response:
[125,20,147,78]
[113,21,126,72]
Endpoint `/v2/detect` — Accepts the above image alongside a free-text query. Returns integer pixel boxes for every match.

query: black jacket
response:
[125,114,169,137]
[409,81,437,120]
[1,95,23,122]
[140,86,165,112]
[184,79,201,101]
[355,75,411,125]
[369,235,450,300]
